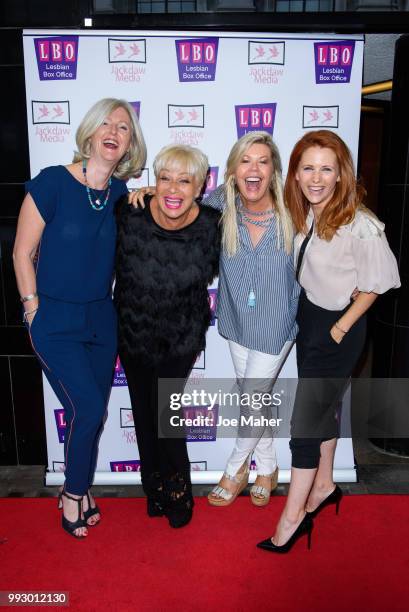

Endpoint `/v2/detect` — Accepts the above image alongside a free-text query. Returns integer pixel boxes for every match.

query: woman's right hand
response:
[128,186,156,209]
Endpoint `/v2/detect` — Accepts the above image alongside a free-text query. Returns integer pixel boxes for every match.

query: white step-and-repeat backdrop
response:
[23,29,364,485]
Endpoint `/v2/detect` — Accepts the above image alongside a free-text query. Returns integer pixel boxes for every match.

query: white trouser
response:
[224,339,293,477]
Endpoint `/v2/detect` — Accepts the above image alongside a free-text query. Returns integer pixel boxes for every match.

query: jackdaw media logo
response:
[248,41,285,65]
[108,39,146,63]
[168,105,205,128]
[31,100,70,125]
[302,105,339,128]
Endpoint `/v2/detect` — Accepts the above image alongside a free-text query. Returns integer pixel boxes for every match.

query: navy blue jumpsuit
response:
[26,165,128,495]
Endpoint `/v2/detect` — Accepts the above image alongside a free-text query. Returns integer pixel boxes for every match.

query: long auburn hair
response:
[285,130,366,240]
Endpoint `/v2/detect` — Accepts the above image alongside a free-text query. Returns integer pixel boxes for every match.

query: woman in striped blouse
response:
[205,131,298,506]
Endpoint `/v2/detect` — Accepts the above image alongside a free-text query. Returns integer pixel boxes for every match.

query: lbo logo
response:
[314,40,355,84]
[54,409,66,444]
[235,103,277,138]
[204,167,219,197]
[208,288,217,326]
[178,41,217,64]
[34,36,79,81]
[36,39,77,62]
[175,38,219,83]
[316,44,353,66]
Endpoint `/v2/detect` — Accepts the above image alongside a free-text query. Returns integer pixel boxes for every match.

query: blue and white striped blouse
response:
[204,185,300,355]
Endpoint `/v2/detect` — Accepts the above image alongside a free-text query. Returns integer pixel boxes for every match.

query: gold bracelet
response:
[335,321,348,334]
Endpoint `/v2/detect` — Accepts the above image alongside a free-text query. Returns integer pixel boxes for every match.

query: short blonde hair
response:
[153,144,209,191]
[73,98,147,180]
[221,131,293,256]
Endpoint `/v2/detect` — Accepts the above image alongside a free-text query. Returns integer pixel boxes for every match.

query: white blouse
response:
[294,209,401,311]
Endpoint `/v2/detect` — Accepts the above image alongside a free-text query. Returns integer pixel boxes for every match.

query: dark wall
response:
[0,1,107,466]
[0,0,89,465]
[0,24,47,465]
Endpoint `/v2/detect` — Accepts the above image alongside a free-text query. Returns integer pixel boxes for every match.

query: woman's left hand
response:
[330,325,345,344]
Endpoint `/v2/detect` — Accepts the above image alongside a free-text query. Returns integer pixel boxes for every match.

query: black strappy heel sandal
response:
[83,491,101,526]
[61,491,87,539]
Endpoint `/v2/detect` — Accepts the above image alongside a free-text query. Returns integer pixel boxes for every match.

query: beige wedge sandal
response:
[250,467,279,507]
[208,467,250,507]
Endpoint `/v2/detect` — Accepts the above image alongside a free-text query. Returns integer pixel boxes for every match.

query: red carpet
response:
[1,496,408,612]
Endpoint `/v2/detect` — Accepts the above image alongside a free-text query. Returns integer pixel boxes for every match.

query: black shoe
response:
[83,491,101,526]
[61,491,87,539]
[257,514,313,554]
[144,472,166,518]
[164,474,194,529]
[307,485,343,519]
[147,497,166,517]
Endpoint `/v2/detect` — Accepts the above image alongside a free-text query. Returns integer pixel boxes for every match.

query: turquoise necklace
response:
[82,160,112,211]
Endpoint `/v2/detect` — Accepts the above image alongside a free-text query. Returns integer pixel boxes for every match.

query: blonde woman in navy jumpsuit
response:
[13,98,146,538]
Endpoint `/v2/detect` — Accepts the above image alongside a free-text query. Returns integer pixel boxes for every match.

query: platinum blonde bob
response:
[73,98,147,180]
[153,144,209,191]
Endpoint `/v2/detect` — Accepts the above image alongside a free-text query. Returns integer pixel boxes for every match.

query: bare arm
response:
[330,291,378,344]
[13,193,45,325]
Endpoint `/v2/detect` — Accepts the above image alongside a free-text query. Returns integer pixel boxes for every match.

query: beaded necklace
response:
[238,203,274,308]
[82,160,112,211]
[239,203,274,228]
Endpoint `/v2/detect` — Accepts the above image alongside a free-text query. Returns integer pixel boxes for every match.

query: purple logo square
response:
[183,405,219,442]
[314,40,355,84]
[54,409,66,444]
[113,356,127,387]
[235,103,277,138]
[175,38,219,83]
[110,460,141,472]
[203,166,219,197]
[129,101,141,119]
[208,288,218,326]
[34,36,79,81]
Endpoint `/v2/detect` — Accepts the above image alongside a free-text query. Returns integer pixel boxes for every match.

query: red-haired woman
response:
[257,130,400,553]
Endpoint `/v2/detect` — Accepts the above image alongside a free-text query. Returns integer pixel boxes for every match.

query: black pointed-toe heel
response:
[61,491,87,539]
[83,491,101,526]
[307,485,343,519]
[257,514,313,554]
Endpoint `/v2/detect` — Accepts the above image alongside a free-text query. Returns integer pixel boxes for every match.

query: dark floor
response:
[1,438,408,499]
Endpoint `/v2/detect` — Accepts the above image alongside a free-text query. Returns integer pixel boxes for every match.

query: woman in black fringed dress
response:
[115,144,220,528]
